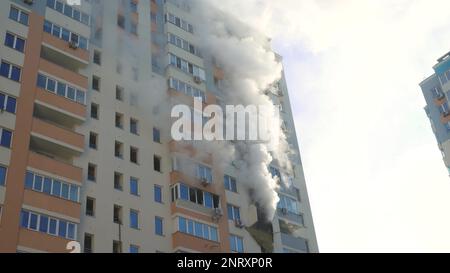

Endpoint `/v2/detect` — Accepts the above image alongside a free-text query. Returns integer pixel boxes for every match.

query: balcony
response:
[34,90,86,127]
[277,208,305,226]
[172,232,221,253]
[28,152,82,183]
[280,233,309,253]
[42,32,89,69]
[23,189,81,220]
[31,117,84,153]
[18,228,74,253]
[38,58,88,88]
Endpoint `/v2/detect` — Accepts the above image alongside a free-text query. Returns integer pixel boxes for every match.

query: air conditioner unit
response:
[213,208,223,217]
[23,0,33,5]
[281,208,288,215]
[69,41,78,49]
[235,219,245,229]
[444,111,450,117]
[193,76,202,84]
[200,177,210,187]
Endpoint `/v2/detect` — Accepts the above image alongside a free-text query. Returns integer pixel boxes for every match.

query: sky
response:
[214,0,450,252]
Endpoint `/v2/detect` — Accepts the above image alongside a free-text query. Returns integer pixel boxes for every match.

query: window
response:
[131,147,139,164]
[197,164,212,184]
[153,128,161,143]
[167,33,201,57]
[92,76,100,91]
[88,163,97,182]
[177,217,218,242]
[115,113,124,129]
[43,20,88,50]
[116,86,124,101]
[25,171,80,202]
[47,0,90,25]
[154,185,162,203]
[0,166,6,186]
[0,61,21,82]
[0,128,12,148]
[0,92,17,114]
[171,184,220,209]
[229,235,244,253]
[93,50,101,65]
[115,141,124,158]
[224,175,237,193]
[89,132,98,149]
[277,194,300,215]
[9,6,29,25]
[117,15,125,29]
[166,13,193,33]
[155,217,163,236]
[113,240,122,253]
[130,177,139,196]
[4,32,25,53]
[169,77,206,102]
[113,205,122,224]
[114,172,123,191]
[37,73,86,104]
[130,210,139,229]
[154,155,161,172]
[20,209,77,240]
[84,233,93,253]
[227,204,241,221]
[168,54,205,81]
[86,197,95,216]
[130,245,139,253]
[130,1,138,13]
[131,23,138,35]
[130,118,139,135]
[91,103,99,119]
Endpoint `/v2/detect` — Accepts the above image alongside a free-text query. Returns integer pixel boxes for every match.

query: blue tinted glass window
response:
[55,1,63,12]
[0,166,6,186]
[1,129,12,148]
[227,205,234,221]
[29,213,38,230]
[64,5,72,17]
[229,236,236,252]
[47,78,56,92]
[5,33,14,48]
[44,21,52,33]
[25,171,33,189]
[69,185,78,202]
[0,94,5,111]
[9,7,19,21]
[20,210,29,228]
[204,192,213,208]
[210,227,218,242]
[155,217,163,235]
[52,180,61,196]
[47,0,55,8]
[130,178,138,196]
[15,37,25,52]
[37,74,47,89]
[203,225,210,240]
[178,217,186,233]
[79,37,88,50]
[6,97,16,114]
[154,185,162,202]
[76,90,85,104]
[81,13,90,25]
[57,82,66,96]
[67,223,75,239]
[19,12,29,25]
[130,245,139,253]
[180,184,189,200]
[61,183,69,199]
[61,29,70,42]
[153,128,160,143]
[236,237,244,253]
[33,175,43,191]
[130,211,138,229]
[39,216,49,233]
[49,219,57,235]
[187,220,194,234]
[234,207,240,221]
[67,87,75,100]
[58,220,67,238]
[10,66,20,81]
[0,62,10,78]
[73,9,80,21]
[195,222,203,237]
[52,25,61,37]
[43,178,52,194]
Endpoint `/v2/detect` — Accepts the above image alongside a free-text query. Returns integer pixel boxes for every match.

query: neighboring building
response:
[420,51,450,176]
[0,0,318,253]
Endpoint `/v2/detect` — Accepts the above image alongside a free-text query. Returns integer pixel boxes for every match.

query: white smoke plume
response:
[186,0,294,220]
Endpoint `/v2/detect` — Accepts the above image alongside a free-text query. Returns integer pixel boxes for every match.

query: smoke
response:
[186,0,294,220]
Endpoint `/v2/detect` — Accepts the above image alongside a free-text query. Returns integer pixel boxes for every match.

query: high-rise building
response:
[420,51,450,176]
[0,0,318,253]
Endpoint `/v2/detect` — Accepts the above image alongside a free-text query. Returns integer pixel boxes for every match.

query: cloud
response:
[213,0,450,252]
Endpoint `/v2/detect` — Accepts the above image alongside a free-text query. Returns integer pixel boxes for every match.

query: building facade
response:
[0,0,318,253]
[420,52,450,176]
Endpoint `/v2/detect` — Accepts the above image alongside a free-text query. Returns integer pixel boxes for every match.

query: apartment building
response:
[0,0,318,253]
[420,51,450,176]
